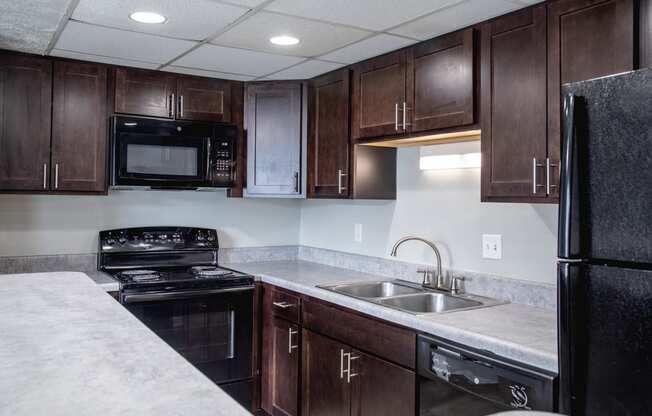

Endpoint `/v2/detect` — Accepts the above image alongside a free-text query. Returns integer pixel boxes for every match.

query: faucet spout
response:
[390,236,445,290]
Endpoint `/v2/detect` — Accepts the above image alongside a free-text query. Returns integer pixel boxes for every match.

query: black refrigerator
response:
[558,68,652,416]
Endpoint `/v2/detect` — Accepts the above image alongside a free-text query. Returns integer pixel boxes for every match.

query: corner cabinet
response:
[308,69,351,198]
[245,82,304,196]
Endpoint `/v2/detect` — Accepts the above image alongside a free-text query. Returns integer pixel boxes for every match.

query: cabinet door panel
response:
[308,69,350,199]
[302,329,350,416]
[408,28,474,132]
[245,83,302,195]
[0,54,52,191]
[177,76,231,122]
[548,0,634,197]
[481,5,548,201]
[350,350,415,416]
[114,67,175,118]
[52,60,107,192]
[263,318,299,416]
[352,51,406,139]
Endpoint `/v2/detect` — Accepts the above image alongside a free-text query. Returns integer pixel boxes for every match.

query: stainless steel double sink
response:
[317,280,506,315]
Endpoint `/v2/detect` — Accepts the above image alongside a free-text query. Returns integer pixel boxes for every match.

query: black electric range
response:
[98,226,255,409]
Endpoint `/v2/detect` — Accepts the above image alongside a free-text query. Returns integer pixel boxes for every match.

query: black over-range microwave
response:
[110,116,237,190]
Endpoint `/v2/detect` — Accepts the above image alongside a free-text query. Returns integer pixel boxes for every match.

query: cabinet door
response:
[262,317,300,416]
[51,60,108,192]
[407,28,474,133]
[481,5,548,201]
[351,50,407,139]
[114,67,176,118]
[548,0,634,198]
[0,54,52,191]
[245,82,302,196]
[308,69,350,199]
[176,76,231,122]
[302,329,350,416]
[350,350,416,416]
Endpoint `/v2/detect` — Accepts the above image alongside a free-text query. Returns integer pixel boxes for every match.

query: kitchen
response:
[0,0,649,415]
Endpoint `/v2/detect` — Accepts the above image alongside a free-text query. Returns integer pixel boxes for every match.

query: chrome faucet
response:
[390,236,446,291]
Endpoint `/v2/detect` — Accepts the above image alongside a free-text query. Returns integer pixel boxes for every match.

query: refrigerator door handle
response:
[559,93,581,259]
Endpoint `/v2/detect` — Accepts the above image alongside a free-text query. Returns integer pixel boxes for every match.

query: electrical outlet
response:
[482,234,502,259]
[354,224,363,243]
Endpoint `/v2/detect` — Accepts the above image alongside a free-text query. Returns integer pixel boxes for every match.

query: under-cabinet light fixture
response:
[419,153,481,170]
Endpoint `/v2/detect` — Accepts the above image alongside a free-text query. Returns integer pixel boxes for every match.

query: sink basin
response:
[378,292,482,314]
[325,281,424,298]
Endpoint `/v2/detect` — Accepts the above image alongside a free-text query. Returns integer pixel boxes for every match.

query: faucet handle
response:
[451,276,465,295]
[416,269,433,286]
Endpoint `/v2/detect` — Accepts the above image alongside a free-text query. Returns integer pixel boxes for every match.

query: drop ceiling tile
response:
[217,0,267,7]
[0,0,70,54]
[72,0,248,41]
[50,49,160,69]
[265,0,464,31]
[320,34,416,64]
[174,44,305,77]
[265,59,344,80]
[54,21,196,64]
[391,0,524,40]
[164,65,255,81]
[212,11,370,57]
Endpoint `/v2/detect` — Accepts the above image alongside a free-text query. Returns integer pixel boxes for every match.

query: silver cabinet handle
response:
[288,327,298,354]
[337,169,348,194]
[402,101,410,130]
[169,93,175,118]
[394,103,399,131]
[43,163,47,189]
[340,349,348,379]
[532,158,544,195]
[54,163,59,189]
[346,353,360,383]
[546,158,558,195]
[179,95,184,118]
[294,172,299,193]
[272,301,294,309]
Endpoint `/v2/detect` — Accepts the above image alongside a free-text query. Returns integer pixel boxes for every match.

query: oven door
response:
[121,286,254,385]
[114,132,211,188]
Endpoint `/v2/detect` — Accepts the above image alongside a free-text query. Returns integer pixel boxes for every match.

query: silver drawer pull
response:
[340,349,348,379]
[347,354,360,383]
[337,169,348,194]
[273,301,294,309]
[546,158,558,195]
[43,163,47,189]
[395,103,399,131]
[532,158,545,194]
[288,327,299,354]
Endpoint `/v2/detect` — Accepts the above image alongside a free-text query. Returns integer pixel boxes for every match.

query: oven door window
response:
[124,289,253,384]
[116,133,209,186]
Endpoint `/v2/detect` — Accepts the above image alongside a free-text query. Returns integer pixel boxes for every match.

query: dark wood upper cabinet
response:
[245,82,303,196]
[407,28,475,133]
[301,329,350,416]
[114,67,176,118]
[0,54,52,191]
[547,0,635,196]
[350,349,416,416]
[481,5,549,202]
[51,60,108,192]
[642,0,652,68]
[262,317,300,416]
[308,69,351,199]
[351,50,407,140]
[176,76,231,122]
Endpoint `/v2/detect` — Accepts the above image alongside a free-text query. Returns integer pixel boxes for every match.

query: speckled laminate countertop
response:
[0,272,250,416]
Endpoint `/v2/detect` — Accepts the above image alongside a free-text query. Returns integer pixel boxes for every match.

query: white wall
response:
[0,191,300,256]
[299,146,559,284]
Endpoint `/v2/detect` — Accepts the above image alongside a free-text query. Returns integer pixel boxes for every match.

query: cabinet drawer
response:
[270,288,301,323]
[302,297,416,369]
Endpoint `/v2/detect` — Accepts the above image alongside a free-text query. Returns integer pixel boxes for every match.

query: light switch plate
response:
[482,234,502,260]
[354,223,363,243]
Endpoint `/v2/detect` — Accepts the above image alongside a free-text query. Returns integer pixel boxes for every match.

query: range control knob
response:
[118,238,126,244]
[106,238,116,245]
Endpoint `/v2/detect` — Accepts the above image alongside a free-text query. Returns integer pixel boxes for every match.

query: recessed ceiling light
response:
[269,35,300,46]
[129,11,167,24]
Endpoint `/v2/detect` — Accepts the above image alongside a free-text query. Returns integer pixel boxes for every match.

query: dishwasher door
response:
[418,335,556,416]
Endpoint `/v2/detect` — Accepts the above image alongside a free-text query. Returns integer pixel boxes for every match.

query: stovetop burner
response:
[118,269,162,282]
[191,266,234,278]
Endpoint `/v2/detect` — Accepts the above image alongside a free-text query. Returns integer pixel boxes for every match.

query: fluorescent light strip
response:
[419,153,481,170]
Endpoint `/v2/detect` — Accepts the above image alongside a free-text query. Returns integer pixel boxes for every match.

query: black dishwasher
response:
[418,335,556,415]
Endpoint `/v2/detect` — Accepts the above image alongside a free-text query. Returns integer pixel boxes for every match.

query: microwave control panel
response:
[210,136,236,187]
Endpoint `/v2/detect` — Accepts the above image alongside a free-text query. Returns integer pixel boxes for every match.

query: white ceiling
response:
[1,0,542,80]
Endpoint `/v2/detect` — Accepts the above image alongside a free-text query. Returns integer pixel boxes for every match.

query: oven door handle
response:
[122,285,255,303]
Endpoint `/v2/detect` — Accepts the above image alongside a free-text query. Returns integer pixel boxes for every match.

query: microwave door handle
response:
[206,139,211,180]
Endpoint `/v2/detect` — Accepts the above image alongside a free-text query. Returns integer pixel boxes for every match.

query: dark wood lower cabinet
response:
[302,330,351,416]
[0,54,52,191]
[350,350,416,416]
[262,317,300,416]
[52,60,108,192]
